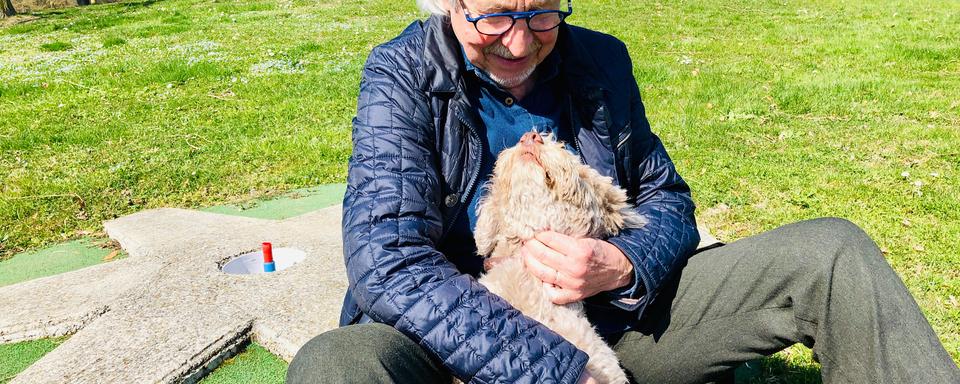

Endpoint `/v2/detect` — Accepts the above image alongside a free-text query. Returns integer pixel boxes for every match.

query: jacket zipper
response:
[440,105,483,240]
[566,93,586,164]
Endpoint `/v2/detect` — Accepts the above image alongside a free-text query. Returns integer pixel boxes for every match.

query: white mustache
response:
[483,39,542,59]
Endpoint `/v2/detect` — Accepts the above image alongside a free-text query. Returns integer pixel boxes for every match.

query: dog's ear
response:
[473,183,500,257]
[578,165,647,234]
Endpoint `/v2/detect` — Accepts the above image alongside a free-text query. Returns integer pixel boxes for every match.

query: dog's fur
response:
[474,133,645,384]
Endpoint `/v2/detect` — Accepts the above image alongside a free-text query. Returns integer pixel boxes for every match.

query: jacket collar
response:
[422,15,462,94]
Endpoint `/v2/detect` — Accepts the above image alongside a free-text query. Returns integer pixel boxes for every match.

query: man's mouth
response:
[483,41,539,70]
[491,54,530,69]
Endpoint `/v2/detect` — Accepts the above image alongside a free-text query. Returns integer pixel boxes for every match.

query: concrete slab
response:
[2,205,346,383]
[0,257,160,343]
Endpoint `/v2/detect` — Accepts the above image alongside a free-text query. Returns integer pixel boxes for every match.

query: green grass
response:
[38,41,72,51]
[198,343,286,384]
[1,0,958,382]
[736,345,822,384]
[101,36,126,48]
[0,337,67,383]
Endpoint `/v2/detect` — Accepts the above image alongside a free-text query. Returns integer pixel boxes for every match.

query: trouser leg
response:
[286,323,451,384]
[612,218,958,384]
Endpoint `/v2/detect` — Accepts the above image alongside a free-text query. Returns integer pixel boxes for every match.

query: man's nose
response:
[520,132,543,147]
[500,19,535,56]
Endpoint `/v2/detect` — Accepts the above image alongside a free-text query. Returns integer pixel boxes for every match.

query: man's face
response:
[448,0,561,89]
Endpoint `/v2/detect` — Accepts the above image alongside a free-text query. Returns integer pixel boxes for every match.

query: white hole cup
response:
[222,247,306,275]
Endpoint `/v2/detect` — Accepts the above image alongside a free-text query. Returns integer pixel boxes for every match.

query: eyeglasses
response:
[458,0,573,36]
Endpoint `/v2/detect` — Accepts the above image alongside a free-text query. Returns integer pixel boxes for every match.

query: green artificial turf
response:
[198,343,287,384]
[0,238,123,288]
[1,0,958,382]
[0,337,67,383]
[202,183,346,220]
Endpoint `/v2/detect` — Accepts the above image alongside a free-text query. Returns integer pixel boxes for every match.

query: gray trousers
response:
[287,218,959,383]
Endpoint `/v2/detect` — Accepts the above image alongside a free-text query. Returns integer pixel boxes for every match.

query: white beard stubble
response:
[482,39,542,89]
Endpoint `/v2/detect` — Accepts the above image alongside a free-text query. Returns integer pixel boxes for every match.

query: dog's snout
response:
[520,132,544,147]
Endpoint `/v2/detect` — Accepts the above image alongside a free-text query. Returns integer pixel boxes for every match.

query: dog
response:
[474,131,645,384]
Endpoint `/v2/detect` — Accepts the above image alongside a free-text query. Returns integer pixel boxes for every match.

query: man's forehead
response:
[469,0,561,11]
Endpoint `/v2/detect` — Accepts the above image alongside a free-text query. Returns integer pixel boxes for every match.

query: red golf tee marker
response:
[262,242,274,263]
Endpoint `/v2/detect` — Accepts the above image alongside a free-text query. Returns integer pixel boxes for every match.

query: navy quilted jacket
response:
[340,15,699,383]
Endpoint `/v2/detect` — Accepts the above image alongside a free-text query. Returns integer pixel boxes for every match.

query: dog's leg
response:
[537,305,628,384]
[479,260,628,384]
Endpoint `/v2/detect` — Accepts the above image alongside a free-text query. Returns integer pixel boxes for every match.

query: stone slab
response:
[0,257,161,343]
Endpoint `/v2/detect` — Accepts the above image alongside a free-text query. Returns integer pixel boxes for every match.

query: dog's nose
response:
[520,132,543,147]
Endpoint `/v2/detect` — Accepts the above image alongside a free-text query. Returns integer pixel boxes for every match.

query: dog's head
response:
[493,131,579,194]
[474,131,645,257]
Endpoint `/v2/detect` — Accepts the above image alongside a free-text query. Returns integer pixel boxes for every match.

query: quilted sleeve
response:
[342,43,588,384]
[604,41,701,319]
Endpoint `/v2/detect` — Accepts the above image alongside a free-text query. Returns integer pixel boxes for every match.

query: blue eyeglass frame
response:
[459,0,574,36]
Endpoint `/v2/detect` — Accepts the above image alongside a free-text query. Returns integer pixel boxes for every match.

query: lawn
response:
[1,0,958,382]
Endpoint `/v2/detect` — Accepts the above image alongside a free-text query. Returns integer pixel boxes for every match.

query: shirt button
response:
[504,97,514,106]
[444,193,459,207]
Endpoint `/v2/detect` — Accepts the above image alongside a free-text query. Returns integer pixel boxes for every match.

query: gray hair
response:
[416,0,457,15]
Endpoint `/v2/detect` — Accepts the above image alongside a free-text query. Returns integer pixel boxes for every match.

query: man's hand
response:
[521,231,634,305]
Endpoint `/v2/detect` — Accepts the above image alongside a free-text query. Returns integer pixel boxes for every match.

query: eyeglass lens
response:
[476,12,563,35]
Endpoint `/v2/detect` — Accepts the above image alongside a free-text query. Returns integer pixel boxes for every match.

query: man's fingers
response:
[524,246,566,286]
[525,237,575,274]
[534,231,581,255]
[525,249,560,285]
[543,282,581,305]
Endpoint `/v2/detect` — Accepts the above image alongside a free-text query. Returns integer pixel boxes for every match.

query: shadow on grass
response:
[121,0,159,9]
[737,354,822,384]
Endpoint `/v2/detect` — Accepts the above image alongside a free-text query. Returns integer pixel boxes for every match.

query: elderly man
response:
[287,1,959,383]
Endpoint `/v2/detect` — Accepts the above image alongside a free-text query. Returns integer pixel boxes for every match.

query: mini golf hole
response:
[221,247,306,275]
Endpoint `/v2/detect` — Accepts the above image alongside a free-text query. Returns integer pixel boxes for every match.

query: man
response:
[288,1,959,383]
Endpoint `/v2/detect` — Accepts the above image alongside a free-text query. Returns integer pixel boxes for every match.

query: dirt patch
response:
[0,14,39,27]
[8,0,123,14]
[11,0,76,14]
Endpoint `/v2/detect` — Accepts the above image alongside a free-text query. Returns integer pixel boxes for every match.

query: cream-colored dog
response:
[474,131,645,384]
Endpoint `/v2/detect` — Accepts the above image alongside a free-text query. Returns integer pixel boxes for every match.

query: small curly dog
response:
[474,131,645,384]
